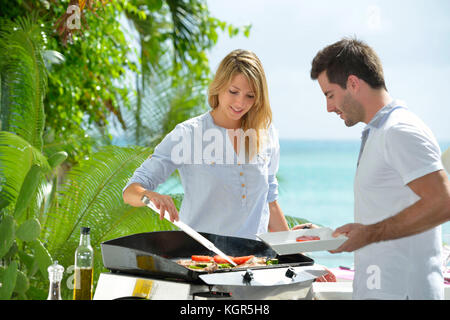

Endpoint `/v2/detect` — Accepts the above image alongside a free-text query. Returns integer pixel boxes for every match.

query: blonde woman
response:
[123,49,289,239]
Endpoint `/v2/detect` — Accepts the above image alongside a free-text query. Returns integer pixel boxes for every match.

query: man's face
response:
[317,71,365,127]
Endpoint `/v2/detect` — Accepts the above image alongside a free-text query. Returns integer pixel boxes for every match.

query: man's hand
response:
[329,223,373,253]
[330,170,450,254]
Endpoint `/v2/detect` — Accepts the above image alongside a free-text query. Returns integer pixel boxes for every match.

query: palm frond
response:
[43,145,179,253]
[0,14,47,151]
[116,2,210,149]
[42,145,180,284]
[166,0,203,62]
[112,48,207,147]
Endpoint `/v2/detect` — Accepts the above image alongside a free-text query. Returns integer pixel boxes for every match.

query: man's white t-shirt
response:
[353,100,444,300]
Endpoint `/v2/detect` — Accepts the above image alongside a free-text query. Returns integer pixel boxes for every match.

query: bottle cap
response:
[81,226,90,235]
[48,261,64,282]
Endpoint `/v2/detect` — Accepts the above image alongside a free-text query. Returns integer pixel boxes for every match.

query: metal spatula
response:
[141,195,237,267]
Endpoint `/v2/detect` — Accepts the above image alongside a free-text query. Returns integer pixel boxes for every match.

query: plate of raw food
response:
[257,227,348,255]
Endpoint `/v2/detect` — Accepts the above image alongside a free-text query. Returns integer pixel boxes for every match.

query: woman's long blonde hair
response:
[208,49,272,155]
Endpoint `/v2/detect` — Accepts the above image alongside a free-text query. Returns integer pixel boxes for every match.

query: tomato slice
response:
[213,255,234,264]
[191,255,213,262]
[296,236,320,242]
[212,255,255,265]
[232,255,254,265]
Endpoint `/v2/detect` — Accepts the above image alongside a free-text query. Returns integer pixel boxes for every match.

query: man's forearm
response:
[367,194,450,243]
[332,171,450,253]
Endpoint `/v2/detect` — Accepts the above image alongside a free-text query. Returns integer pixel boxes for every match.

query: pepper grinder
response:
[47,261,64,300]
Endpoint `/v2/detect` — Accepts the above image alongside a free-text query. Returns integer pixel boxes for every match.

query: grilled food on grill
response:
[177,255,279,272]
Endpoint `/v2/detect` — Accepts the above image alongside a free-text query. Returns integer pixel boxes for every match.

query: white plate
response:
[256,227,348,255]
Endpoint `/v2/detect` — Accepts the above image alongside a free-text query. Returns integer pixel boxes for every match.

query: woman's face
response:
[216,73,256,125]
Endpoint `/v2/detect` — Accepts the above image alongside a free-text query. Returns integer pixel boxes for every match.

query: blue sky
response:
[206,0,450,142]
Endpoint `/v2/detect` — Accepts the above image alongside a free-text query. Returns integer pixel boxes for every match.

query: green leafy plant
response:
[0,132,178,300]
[44,145,179,299]
[0,0,251,164]
[0,131,64,299]
[0,3,309,301]
[0,10,196,300]
[0,13,55,299]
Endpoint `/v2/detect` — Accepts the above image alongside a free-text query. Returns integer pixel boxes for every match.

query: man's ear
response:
[347,75,360,93]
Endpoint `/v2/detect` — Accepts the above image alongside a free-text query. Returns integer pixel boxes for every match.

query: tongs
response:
[141,195,237,267]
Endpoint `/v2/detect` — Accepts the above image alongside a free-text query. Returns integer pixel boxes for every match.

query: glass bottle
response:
[73,226,94,300]
[47,261,64,300]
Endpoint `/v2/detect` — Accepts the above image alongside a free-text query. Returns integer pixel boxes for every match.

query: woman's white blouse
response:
[124,112,280,239]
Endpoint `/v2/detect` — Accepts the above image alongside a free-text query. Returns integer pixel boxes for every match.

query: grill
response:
[95,231,327,300]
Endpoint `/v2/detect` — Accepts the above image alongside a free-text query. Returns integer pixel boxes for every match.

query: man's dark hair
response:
[310,37,387,90]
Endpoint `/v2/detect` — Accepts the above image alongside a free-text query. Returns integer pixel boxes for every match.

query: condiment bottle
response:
[73,226,94,300]
[47,261,64,300]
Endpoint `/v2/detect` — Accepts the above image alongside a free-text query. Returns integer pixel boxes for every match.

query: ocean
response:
[155,139,450,269]
[277,139,359,268]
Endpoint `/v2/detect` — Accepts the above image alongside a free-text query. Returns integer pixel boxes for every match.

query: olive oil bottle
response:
[73,226,94,300]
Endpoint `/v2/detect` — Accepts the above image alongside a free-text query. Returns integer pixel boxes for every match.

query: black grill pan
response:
[101,231,314,283]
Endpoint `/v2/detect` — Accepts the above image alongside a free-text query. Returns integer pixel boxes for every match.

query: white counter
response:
[313,281,450,300]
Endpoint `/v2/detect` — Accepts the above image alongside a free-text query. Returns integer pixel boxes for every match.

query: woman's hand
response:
[144,191,179,222]
[123,183,179,222]
[291,223,319,230]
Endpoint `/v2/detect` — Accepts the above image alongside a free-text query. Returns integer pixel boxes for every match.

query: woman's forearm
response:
[268,200,290,232]
[123,183,151,207]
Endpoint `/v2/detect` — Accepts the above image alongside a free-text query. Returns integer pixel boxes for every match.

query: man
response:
[310,38,450,299]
